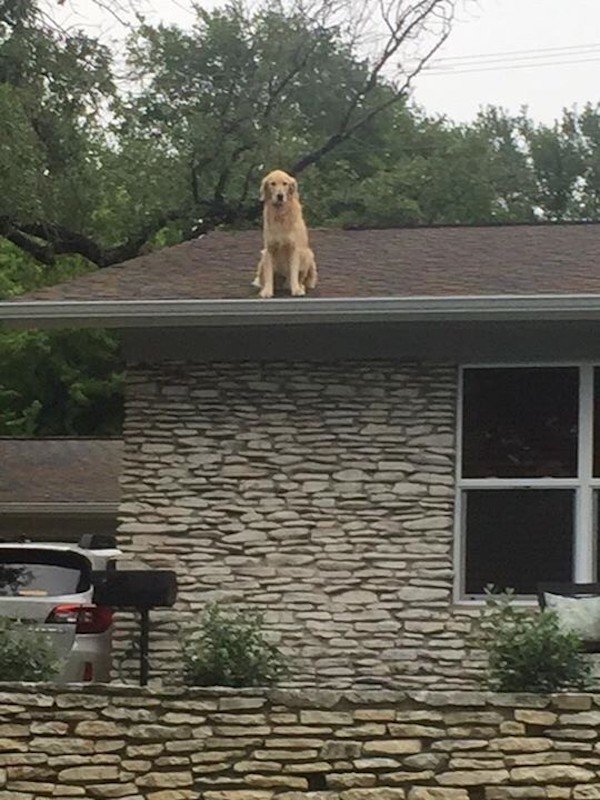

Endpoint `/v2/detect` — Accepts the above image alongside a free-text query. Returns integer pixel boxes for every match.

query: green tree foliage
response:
[0,326,123,436]
[524,106,600,220]
[0,0,114,254]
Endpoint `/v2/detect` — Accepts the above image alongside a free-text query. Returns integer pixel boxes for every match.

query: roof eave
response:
[4,294,600,328]
[0,502,120,514]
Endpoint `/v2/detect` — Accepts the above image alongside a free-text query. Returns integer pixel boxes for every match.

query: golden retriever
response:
[252,169,318,299]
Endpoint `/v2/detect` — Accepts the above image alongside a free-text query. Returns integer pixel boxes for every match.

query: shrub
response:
[0,618,60,681]
[182,603,288,687]
[478,588,591,693]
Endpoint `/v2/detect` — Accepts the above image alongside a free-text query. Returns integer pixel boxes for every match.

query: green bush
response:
[478,588,591,693]
[182,603,288,687]
[0,618,60,681]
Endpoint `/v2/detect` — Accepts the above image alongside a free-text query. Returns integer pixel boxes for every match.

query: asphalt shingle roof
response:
[0,439,122,504]
[15,223,600,303]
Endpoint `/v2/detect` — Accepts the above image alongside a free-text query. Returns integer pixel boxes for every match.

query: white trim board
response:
[6,293,600,328]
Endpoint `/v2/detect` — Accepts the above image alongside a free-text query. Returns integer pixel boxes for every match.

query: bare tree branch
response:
[262,30,325,119]
[291,0,457,175]
[237,162,261,210]
[0,220,55,265]
[3,209,188,268]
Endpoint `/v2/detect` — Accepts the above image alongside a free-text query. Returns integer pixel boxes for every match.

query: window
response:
[462,368,578,479]
[0,549,90,597]
[457,365,600,599]
[464,489,574,595]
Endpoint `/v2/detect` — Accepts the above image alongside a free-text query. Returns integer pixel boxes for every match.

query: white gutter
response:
[4,294,600,328]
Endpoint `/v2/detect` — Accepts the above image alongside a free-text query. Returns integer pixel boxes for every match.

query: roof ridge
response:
[207,220,600,236]
[338,219,600,232]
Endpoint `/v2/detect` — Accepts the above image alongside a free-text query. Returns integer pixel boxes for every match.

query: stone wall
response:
[117,360,482,688]
[2,684,600,799]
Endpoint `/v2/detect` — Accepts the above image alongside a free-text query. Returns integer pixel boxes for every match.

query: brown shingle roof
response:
[0,439,122,504]
[14,223,600,302]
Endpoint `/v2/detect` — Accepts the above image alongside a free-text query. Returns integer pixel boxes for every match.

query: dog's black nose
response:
[276,192,284,201]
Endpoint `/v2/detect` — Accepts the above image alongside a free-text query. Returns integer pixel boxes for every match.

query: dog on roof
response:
[252,169,318,299]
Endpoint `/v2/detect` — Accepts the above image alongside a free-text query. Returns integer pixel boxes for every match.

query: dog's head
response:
[260,170,298,207]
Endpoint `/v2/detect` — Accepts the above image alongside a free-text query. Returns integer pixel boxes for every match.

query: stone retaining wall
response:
[2,685,600,799]
[117,361,482,688]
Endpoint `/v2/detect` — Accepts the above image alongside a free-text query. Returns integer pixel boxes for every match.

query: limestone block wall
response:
[1,684,600,799]
[117,361,482,687]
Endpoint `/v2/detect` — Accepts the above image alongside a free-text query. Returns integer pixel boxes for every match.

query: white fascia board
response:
[4,294,600,328]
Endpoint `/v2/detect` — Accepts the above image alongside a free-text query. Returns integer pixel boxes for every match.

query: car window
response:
[0,550,91,597]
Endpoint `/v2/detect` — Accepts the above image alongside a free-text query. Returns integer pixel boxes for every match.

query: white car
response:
[0,537,121,682]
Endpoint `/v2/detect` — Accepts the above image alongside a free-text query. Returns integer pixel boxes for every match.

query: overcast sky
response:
[416,0,600,123]
[52,0,600,124]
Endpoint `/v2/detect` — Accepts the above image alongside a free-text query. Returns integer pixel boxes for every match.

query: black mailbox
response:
[91,569,178,686]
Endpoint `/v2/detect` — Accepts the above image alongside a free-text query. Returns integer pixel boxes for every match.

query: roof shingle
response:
[0,439,122,504]
[14,223,600,303]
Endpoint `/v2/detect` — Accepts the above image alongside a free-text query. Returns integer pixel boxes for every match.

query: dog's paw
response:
[251,277,262,288]
[259,287,274,299]
[291,285,306,297]
[306,274,318,290]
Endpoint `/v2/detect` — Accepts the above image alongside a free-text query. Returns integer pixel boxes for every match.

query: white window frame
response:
[454,362,600,603]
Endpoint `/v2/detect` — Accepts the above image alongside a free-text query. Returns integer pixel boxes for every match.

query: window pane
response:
[464,489,574,596]
[462,368,579,478]
[0,549,89,597]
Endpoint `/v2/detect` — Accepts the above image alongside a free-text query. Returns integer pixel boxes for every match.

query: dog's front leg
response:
[259,251,275,299]
[252,250,265,288]
[289,249,305,297]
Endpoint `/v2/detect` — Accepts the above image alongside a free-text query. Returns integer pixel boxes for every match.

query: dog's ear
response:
[288,176,298,197]
[259,176,269,202]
